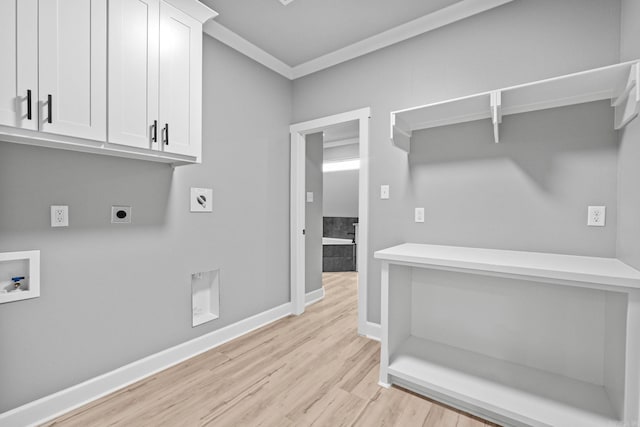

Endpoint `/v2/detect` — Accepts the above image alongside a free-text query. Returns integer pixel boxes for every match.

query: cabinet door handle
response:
[47,94,52,124]
[27,90,32,120]
[152,120,158,143]
[163,123,169,145]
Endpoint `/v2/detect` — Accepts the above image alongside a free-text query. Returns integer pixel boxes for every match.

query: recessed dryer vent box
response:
[0,251,40,304]
[191,269,220,327]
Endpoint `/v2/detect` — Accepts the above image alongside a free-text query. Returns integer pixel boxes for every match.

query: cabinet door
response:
[108,0,160,150]
[159,1,202,158]
[38,0,107,141]
[0,0,38,130]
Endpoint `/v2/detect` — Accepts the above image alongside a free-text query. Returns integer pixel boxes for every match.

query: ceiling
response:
[201,0,463,67]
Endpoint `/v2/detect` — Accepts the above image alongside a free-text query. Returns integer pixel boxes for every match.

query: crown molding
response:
[291,0,513,79]
[203,21,293,79]
[324,137,359,149]
[204,0,513,81]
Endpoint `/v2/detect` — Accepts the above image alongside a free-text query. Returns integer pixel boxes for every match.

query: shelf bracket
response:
[613,62,640,130]
[490,91,502,143]
[391,113,412,152]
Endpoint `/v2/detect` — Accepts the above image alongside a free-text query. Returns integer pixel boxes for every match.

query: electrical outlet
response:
[111,206,132,224]
[190,188,213,212]
[50,205,69,227]
[380,185,390,200]
[415,207,425,223]
[587,206,606,226]
[306,192,314,203]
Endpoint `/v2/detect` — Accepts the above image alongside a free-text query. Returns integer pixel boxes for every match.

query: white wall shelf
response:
[375,243,640,427]
[374,243,640,291]
[391,60,640,151]
[0,250,40,304]
[390,337,617,427]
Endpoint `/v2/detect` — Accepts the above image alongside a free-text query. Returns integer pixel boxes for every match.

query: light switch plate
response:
[380,185,390,199]
[415,207,425,223]
[51,205,69,227]
[587,206,606,226]
[307,192,314,203]
[191,188,213,212]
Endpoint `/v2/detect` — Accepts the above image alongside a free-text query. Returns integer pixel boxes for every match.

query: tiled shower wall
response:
[323,217,358,240]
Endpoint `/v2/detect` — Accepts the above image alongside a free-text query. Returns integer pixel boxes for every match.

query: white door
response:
[0,0,38,130]
[38,0,107,141]
[159,1,202,158]
[108,0,160,150]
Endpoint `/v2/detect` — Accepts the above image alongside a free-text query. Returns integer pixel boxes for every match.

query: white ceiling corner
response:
[202,0,514,80]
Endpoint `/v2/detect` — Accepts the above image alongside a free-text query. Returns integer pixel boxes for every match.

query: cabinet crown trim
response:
[163,0,218,23]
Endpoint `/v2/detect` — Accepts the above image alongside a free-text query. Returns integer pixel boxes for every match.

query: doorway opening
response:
[289,108,372,338]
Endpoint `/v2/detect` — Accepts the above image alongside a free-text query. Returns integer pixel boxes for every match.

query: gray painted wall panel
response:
[305,133,323,293]
[293,0,622,323]
[324,170,359,218]
[617,0,640,269]
[0,36,292,412]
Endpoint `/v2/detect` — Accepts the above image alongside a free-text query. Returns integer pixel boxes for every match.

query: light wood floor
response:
[45,272,497,427]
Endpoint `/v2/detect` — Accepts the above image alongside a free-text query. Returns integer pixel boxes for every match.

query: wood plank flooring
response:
[44,272,497,427]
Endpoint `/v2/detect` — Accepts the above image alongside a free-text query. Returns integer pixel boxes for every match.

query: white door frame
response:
[290,107,370,336]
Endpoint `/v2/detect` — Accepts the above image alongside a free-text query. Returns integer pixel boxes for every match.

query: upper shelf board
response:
[391,60,640,151]
[374,243,640,291]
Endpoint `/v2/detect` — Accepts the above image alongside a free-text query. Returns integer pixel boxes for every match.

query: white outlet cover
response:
[415,207,425,223]
[587,205,606,227]
[111,206,132,224]
[306,192,314,203]
[191,188,213,212]
[380,185,390,200]
[50,205,69,227]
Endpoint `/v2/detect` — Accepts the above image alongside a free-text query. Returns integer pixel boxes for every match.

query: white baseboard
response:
[305,287,325,306]
[0,302,293,427]
[362,321,381,341]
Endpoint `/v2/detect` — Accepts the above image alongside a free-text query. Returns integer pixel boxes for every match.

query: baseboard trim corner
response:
[363,321,381,341]
[0,302,293,427]
[305,287,325,306]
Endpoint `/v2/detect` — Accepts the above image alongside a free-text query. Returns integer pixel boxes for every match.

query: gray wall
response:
[293,0,622,323]
[323,144,359,217]
[323,170,359,217]
[0,36,292,412]
[305,133,323,293]
[617,0,640,269]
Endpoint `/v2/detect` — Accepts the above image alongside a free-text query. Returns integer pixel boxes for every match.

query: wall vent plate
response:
[191,188,213,212]
[111,206,132,224]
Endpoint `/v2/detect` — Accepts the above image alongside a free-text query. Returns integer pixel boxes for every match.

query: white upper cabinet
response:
[108,0,160,150]
[0,0,38,131]
[38,0,107,141]
[159,2,202,158]
[0,0,215,165]
[109,0,203,160]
